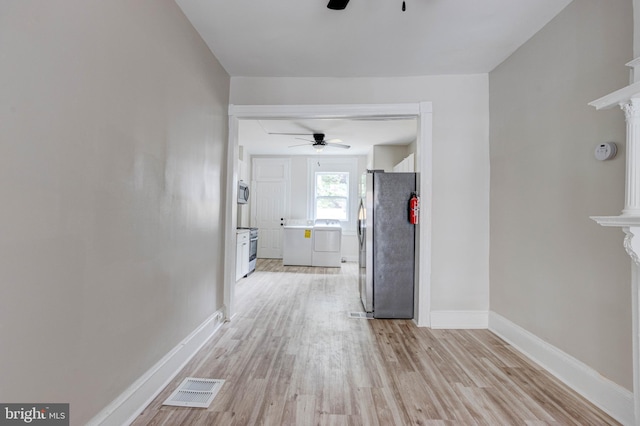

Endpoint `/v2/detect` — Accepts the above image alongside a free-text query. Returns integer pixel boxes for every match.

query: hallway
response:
[133,260,618,425]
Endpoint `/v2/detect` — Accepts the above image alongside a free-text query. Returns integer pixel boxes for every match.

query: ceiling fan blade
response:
[269,132,313,136]
[327,0,349,10]
[288,143,311,148]
[351,116,414,121]
[326,142,351,149]
[295,137,315,143]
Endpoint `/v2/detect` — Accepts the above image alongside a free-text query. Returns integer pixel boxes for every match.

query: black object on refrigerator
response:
[357,170,416,319]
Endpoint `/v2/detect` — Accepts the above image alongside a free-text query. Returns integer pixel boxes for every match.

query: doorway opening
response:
[224,103,433,326]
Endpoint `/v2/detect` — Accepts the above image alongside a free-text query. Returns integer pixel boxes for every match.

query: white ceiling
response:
[175,0,571,78]
[176,0,572,156]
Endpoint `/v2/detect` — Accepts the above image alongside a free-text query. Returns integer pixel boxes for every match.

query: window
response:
[315,172,349,220]
[307,157,359,233]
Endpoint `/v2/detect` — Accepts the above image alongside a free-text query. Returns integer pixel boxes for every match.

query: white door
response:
[252,158,290,259]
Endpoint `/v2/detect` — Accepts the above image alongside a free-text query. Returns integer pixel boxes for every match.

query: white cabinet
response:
[236,230,250,281]
[393,153,415,172]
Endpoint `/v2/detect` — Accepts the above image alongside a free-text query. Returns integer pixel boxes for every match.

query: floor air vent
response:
[348,312,373,319]
[162,377,225,408]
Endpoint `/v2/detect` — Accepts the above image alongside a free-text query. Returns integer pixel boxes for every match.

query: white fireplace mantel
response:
[590,58,640,426]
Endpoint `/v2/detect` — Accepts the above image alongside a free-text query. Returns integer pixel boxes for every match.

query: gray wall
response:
[490,0,633,389]
[0,1,230,423]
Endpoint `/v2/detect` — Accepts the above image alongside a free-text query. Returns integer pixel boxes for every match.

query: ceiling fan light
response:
[327,0,349,10]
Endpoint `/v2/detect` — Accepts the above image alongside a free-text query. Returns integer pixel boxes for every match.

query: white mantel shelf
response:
[590,58,640,110]
[591,215,640,227]
[591,216,640,268]
[589,81,640,110]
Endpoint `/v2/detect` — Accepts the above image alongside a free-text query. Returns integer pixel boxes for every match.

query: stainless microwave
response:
[238,181,250,204]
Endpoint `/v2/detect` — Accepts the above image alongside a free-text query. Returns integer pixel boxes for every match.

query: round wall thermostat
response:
[595,142,617,161]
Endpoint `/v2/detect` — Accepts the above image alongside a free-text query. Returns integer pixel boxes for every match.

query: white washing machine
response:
[283,225,314,266]
[312,219,342,267]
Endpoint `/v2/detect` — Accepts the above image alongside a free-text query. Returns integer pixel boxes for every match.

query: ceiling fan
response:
[271,132,351,151]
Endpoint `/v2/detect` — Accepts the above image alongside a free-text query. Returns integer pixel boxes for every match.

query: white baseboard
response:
[489,311,634,426]
[430,310,489,329]
[86,309,226,426]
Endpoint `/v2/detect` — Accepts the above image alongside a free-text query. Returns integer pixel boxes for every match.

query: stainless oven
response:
[248,228,258,274]
[239,227,258,274]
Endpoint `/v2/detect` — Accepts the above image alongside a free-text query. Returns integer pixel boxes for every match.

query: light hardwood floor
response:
[132,259,619,425]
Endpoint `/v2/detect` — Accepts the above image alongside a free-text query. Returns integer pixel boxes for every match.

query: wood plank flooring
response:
[132,259,619,425]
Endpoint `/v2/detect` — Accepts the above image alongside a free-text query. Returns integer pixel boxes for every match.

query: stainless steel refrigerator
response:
[357,171,416,319]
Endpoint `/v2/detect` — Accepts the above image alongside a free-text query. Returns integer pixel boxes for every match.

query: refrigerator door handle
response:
[357,199,365,247]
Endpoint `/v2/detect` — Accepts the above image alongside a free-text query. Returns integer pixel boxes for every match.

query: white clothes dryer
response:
[312,220,342,267]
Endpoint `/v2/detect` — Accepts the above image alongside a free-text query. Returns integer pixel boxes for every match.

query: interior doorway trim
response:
[224,103,433,326]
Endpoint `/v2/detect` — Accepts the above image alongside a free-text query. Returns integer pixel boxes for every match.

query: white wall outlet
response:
[595,142,617,161]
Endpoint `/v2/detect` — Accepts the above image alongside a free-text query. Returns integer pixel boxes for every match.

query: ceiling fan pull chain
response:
[402,1,406,12]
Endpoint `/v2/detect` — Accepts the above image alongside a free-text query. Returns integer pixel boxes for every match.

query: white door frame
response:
[223,103,433,326]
